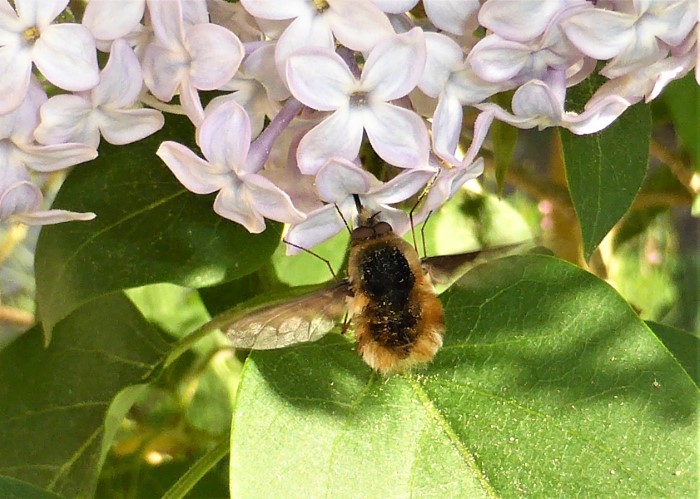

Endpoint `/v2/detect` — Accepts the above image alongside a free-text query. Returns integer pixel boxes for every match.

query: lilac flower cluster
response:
[0,0,697,252]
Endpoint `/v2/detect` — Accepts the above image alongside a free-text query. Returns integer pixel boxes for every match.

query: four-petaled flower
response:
[156,100,306,233]
[285,157,436,252]
[34,39,164,149]
[0,0,100,114]
[286,28,430,174]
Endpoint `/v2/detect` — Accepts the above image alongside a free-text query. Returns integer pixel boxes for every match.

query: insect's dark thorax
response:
[354,242,420,354]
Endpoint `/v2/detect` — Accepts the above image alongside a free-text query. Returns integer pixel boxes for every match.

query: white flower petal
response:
[285,203,347,253]
[286,47,355,110]
[363,102,429,168]
[315,157,372,203]
[34,94,94,146]
[214,180,266,233]
[93,39,142,107]
[419,32,463,98]
[560,8,636,59]
[431,94,464,165]
[297,108,364,174]
[32,23,99,91]
[239,0,309,20]
[274,13,335,78]
[187,23,243,90]
[361,28,425,101]
[179,79,205,127]
[325,0,394,51]
[370,168,435,205]
[13,208,96,225]
[511,81,562,120]
[98,108,164,145]
[147,0,184,44]
[82,0,145,41]
[0,45,31,114]
[563,95,630,135]
[479,0,570,42]
[468,35,531,83]
[17,142,97,172]
[241,172,306,224]
[197,100,250,172]
[477,102,539,129]
[0,180,39,221]
[17,0,66,27]
[142,43,185,101]
[370,0,418,14]
[156,141,227,194]
[424,0,479,36]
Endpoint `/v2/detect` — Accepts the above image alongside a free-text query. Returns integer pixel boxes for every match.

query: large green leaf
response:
[0,293,170,498]
[560,86,651,260]
[35,114,281,336]
[646,320,699,385]
[230,255,697,497]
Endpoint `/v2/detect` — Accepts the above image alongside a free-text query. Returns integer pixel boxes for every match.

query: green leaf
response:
[35,114,281,337]
[662,73,700,171]
[0,476,64,499]
[560,86,651,260]
[490,91,518,195]
[0,293,170,498]
[230,255,697,498]
[646,321,699,385]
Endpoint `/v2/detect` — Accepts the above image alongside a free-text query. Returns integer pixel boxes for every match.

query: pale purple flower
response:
[419,33,504,165]
[370,0,418,14]
[240,0,394,79]
[82,0,145,43]
[413,157,485,226]
[477,72,631,135]
[156,100,305,233]
[0,0,100,114]
[1,79,97,174]
[560,0,698,78]
[142,0,244,126]
[589,51,696,107]
[0,79,97,225]
[423,0,480,36]
[285,157,435,253]
[34,39,164,149]
[469,5,589,86]
[286,28,430,174]
[217,44,290,138]
[0,177,95,225]
[479,0,586,42]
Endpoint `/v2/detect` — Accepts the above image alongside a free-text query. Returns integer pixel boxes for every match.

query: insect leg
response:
[282,239,339,281]
[408,170,440,254]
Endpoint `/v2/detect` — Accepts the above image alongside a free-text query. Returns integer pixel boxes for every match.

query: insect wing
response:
[219,281,350,350]
[422,242,544,290]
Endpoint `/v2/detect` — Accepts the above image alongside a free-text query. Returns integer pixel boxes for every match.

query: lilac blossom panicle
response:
[0,0,696,255]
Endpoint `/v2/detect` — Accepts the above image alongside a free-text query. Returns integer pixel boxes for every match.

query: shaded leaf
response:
[0,476,64,499]
[646,320,699,385]
[230,255,697,498]
[35,114,281,336]
[560,82,651,260]
[0,293,169,498]
[662,73,700,171]
[490,92,518,195]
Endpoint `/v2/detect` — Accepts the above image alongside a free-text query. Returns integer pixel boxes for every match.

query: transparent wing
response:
[422,242,546,290]
[216,281,350,350]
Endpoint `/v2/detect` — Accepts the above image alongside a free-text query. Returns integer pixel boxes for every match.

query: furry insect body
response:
[347,210,445,374]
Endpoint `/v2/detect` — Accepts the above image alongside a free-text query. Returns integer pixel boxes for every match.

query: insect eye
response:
[373,221,393,235]
[352,226,375,241]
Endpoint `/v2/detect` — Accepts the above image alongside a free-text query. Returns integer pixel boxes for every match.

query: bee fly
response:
[213,195,527,374]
